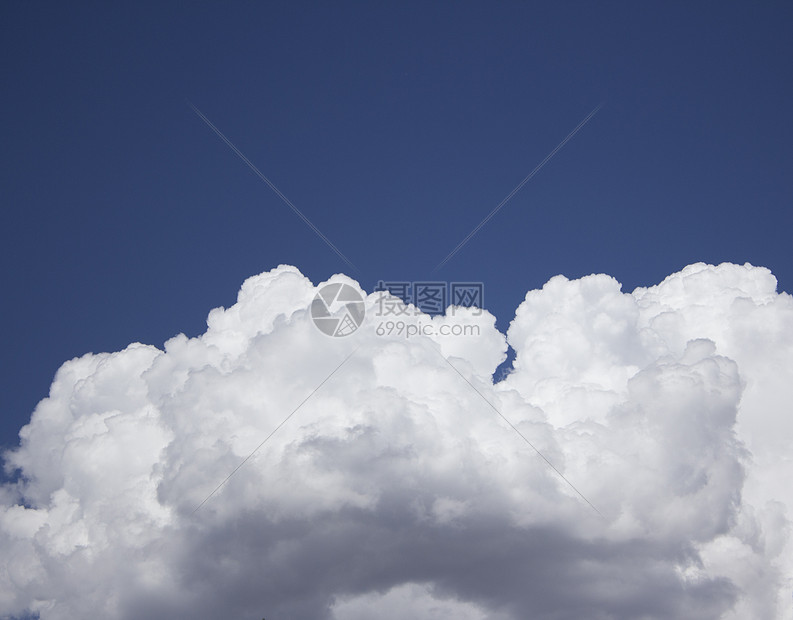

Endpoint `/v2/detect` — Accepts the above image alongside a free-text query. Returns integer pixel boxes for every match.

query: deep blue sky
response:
[1,2,791,463]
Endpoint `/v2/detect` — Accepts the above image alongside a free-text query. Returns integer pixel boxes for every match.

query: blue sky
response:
[2,1,791,463]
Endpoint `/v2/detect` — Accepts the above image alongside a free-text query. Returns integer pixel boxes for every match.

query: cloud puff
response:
[1,262,791,619]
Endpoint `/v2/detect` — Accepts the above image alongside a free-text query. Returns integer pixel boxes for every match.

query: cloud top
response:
[1,262,791,620]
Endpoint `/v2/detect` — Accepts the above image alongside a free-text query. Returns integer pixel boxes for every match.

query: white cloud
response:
[330,582,511,620]
[1,262,791,619]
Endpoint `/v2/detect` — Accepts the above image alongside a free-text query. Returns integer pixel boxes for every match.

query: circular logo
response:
[311,283,365,337]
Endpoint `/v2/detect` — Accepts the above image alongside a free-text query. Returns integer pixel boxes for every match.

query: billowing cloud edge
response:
[0,262,791,620]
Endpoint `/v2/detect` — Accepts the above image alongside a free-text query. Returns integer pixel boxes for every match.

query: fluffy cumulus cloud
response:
[1,262,791,619]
